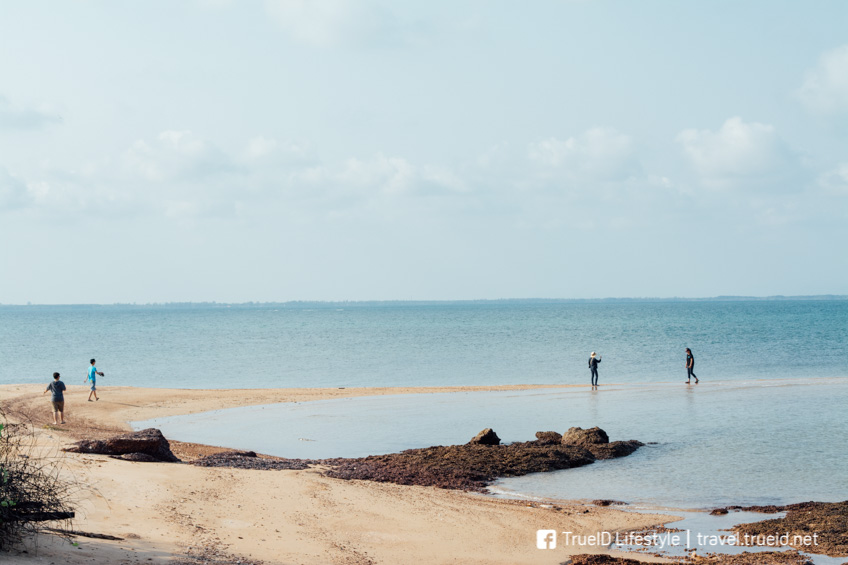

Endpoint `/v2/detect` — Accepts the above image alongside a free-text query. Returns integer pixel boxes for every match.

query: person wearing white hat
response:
[588,351,602,387]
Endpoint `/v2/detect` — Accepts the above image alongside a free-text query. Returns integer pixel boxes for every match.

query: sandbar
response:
[0,383,676,564]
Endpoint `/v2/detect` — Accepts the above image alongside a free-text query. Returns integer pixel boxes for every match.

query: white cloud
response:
[0,132,249,220]
[11,133,455,220]
[122,130,236,182]
[676,117,793,188]
[798,45,848,114]
[0,95,61,130]
[528,127,639,182]
[49,132,470,220]
[293,152,466,203]
[1,124,766,229]
[239,136,312,167]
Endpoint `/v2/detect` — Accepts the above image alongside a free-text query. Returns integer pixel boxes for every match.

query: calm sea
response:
[4,300,845,546]
[1,300,846,388]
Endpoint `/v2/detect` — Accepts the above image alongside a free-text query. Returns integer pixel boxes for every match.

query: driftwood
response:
[1,501,75,522]
[45,527,124,541]
[5,511,75,522]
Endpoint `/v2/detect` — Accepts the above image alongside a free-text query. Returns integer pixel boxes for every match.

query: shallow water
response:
[134,377,848,510]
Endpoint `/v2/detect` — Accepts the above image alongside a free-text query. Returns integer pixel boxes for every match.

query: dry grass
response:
[0,409,79,550]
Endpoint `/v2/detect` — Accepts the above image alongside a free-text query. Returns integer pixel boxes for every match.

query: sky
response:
[1,0,847,303]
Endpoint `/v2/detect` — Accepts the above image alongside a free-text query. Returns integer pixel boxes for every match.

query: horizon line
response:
[2,294,847,307]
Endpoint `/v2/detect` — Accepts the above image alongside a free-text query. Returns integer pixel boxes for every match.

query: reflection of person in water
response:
[685,348,699,384]
[588,351,601,387]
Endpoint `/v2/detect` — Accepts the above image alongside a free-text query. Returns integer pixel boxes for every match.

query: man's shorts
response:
[90,384,96,391]
[51,400,64,413]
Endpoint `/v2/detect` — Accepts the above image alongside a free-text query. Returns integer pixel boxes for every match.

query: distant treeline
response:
[2,295,846,308]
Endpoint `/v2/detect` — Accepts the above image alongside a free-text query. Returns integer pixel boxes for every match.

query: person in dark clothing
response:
[588,352,602,387]
[43,372,67,425]
[685,348,699,384]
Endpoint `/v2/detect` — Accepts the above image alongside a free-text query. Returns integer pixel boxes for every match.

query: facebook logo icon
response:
[537,530,557,549]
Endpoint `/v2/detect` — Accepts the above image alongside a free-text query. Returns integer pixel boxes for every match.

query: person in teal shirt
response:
[86,358,104,401]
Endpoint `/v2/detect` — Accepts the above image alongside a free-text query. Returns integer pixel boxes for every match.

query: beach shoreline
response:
[1,382,584,431]
[0,383,682,564]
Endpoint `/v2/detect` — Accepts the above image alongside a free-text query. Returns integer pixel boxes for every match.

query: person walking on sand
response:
[43,372,67,425]
[86,358,104,401]
[588,352,602,387]
[685,348,699,384]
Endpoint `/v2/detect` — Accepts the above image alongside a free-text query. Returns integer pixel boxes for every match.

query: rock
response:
[592,499,626,507]
[680,550,817,564]
[114,453,159,462]
[324,441,598,491]
[711,507,730,515]
[534,431,563,445]
[561,426,609,446]
[584,440,643,460]
[468,428,501,445]
[733,501,848,558]
[204,450,258,459]
[568,554,645,564]
[64,428,180,463]
[323,428,646,492]
[191,452,311,470]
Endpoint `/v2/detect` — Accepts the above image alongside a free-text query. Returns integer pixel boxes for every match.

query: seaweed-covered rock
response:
[191,451,311,470]
[584,440,643,460]
[468,428,501,445]
[732,501,848,557]
[592,499,626,507]
[64,428,180,463]
[323,427,645,492]
[534,431,563,445]
[113,453,159,462]
[324,441,598,491]
[569,555,645,565]
[689,550,814,564]
[572,552,814,564]
[204,450,258,459]
[561,426,609,446]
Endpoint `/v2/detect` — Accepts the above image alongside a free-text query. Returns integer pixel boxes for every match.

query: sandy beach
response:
[0,383,678,564]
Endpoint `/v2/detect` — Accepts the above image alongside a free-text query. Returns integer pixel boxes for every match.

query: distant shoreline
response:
[2,294,846,308]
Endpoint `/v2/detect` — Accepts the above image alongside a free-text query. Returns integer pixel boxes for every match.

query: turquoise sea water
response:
[3,300,846,511]
[1,300,846,387]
